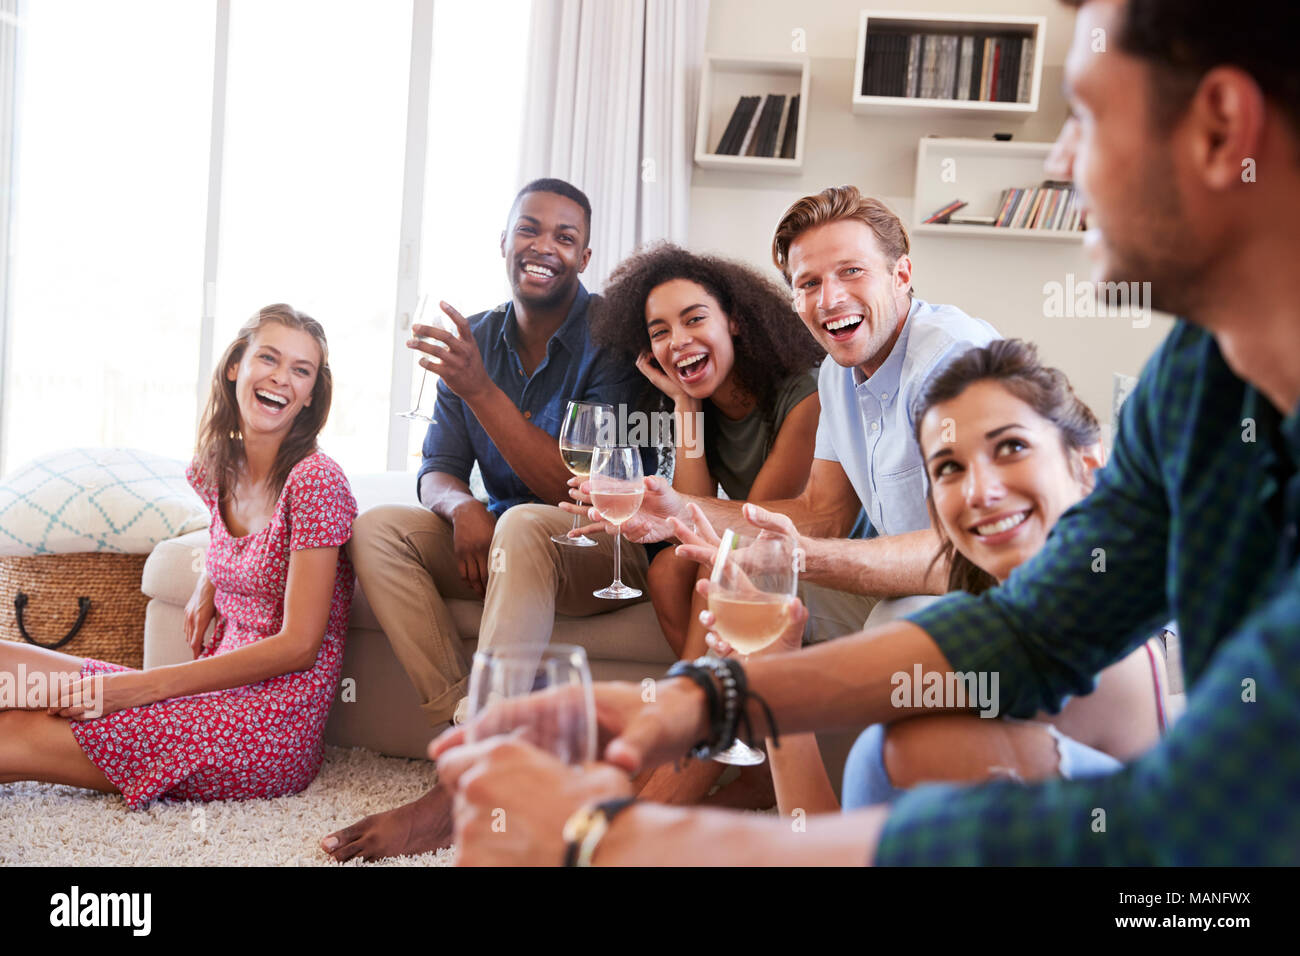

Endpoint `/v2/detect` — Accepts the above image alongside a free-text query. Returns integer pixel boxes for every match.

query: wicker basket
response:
[0,553,148,669]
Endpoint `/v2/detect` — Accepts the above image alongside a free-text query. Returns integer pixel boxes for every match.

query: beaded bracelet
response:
[664,657,781,757]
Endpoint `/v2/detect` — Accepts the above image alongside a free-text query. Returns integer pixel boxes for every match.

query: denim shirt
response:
[419,284,644,515]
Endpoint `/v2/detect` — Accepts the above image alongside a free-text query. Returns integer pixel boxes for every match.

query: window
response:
[215,0,412,475]
[3,0,212,472]
[0,0,532,479]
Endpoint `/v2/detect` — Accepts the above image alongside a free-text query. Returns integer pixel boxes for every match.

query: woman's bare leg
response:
[882,713,1061,788]
[0,709,116,792]
[0,641,91,709]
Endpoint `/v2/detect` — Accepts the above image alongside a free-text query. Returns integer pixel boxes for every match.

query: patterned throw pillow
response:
[0,448,210,556]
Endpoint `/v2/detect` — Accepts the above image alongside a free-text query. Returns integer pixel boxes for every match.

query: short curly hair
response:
[593,243,825,420]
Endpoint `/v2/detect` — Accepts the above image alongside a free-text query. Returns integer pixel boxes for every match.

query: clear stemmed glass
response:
[397,293,444,424]
[464,644,596,766]
[590,445,644,600]
[552,401,614,548]
[705,526,800,766]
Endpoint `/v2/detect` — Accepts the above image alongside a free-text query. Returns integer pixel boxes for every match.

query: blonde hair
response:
[771,185,911,285]
[194,303,332,505]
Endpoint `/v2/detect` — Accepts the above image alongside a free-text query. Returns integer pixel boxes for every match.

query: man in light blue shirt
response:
[813,295,999,538]
[611,185,999,637]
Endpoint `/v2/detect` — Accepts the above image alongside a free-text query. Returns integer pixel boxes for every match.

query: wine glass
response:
[397,294,450,424]
[551,401,614,548]
[590,445,644,600]
[464,644,596,766]
[705,526,799,766]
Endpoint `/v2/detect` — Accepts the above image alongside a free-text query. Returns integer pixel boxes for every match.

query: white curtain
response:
[519,0,709,290]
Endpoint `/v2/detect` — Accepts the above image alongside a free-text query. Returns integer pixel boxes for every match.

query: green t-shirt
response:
[702,368,819,500]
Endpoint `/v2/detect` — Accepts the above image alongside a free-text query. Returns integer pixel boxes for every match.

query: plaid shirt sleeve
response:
[873,332,1300,864]
[874,566,1300,864]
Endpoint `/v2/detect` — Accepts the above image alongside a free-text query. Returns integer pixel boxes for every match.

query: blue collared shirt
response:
[812,297,1000,536]
[419,284,644,515]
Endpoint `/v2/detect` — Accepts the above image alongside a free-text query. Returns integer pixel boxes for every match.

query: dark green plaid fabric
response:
[877,321,1300,865]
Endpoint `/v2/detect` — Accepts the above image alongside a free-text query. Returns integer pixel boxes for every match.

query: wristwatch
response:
[561,797,637,867]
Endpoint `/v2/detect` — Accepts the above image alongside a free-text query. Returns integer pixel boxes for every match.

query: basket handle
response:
[13,592,92,650]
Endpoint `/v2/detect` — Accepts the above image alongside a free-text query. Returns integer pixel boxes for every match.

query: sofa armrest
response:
[142,529,210,605]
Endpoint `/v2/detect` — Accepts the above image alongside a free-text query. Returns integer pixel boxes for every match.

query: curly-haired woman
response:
[592,243,823,805]
[0,304,357,809]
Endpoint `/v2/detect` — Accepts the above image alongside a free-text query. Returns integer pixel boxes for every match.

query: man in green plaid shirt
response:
[432,0,1300,866]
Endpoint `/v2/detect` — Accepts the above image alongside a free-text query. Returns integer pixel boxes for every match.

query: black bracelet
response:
[665,660,723,757]
[706,657,782,752]
[698,657,741,753]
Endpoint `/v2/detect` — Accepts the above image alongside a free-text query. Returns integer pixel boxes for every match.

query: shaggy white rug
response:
[0,746,456,867]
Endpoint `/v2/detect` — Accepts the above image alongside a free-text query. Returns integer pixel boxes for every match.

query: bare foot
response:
[321,785,453,863]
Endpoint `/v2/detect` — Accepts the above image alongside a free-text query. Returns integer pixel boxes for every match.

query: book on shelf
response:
[861,28,1034,104]
[923,199,968,224]
[779,94,800,159]
[713,94,795,159]
[714,95,758,154]
[737,96,766,155]
[905,34,922,97]
[989,181,1084,231]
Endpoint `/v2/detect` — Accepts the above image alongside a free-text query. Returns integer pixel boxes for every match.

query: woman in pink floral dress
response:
[0,304,356,808]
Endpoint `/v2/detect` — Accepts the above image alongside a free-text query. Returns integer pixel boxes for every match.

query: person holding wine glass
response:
[695,341,1168,818]
[322,179,649,864]
[578,244,821,806]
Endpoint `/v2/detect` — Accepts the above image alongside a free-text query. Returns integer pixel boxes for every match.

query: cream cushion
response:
[0,447,209,556]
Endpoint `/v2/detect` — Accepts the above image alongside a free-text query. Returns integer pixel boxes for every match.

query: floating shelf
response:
[912,136,1084,242]
[694,55,810,174]
[853,10,1046,118]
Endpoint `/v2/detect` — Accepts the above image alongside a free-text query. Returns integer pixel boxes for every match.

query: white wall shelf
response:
[853,10,1046,118]
[694,55,809,174]
[912,136,1084,242]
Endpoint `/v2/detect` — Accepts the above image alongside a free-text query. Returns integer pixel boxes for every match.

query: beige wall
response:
[688,0,1174,424]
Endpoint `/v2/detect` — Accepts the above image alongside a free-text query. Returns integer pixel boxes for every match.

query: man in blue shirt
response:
[322,178,645,862]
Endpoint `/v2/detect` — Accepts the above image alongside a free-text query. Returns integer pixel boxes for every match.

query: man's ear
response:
[893,254,913,294]
[500,230,507,258]
[577,245,592,273]
[1189,65,1267,191]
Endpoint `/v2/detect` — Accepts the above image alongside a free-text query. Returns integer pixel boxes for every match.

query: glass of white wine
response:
[464,644,596,766]
[590,445,644,600]
[552,400,613,548]
[705,526,799,766]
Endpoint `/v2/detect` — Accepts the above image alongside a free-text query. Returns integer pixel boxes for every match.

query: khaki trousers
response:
[349,502,648,725]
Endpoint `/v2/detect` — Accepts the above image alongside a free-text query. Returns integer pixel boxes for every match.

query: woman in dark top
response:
[595,243,824,665]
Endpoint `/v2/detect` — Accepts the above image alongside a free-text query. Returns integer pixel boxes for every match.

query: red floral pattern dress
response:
[70,452,357,809]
